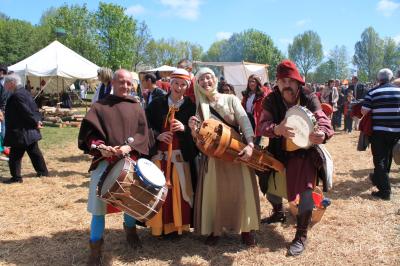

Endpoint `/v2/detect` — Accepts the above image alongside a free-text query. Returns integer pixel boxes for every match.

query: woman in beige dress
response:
[188,68,260,246]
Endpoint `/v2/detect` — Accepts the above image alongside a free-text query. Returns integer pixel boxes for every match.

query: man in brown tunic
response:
[78,69,149,265]
[257,60,333,256]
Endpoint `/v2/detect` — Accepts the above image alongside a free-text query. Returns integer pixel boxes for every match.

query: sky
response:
[1,0,400,60]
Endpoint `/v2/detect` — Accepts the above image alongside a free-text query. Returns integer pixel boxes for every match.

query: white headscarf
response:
[194,67,219,120]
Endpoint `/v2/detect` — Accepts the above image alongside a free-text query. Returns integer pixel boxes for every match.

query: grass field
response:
[0,127,399,265]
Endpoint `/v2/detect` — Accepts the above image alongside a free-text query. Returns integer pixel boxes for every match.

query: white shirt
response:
[245,93,255,113]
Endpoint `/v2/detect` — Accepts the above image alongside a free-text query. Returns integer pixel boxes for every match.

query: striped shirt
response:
[362,83,400,132]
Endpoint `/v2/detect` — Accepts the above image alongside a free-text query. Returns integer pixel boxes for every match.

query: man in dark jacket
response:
[142,72,166,107]
[3,74,48,183]
[347,76,366,130]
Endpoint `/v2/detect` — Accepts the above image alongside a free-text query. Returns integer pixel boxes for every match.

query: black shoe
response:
[261,211,286,224]
[371,191,390,201]
[3,177,23,184]
[36,172,49,177]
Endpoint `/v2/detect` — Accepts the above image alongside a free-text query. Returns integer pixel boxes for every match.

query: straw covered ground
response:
[0,127,399,266]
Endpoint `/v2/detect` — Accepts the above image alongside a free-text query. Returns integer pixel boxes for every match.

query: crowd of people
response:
[0,59,399,265]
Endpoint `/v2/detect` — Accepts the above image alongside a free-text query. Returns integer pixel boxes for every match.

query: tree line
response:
[0,2,399,83]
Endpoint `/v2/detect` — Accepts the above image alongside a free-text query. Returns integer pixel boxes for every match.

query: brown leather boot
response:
[261,203,286,224]
[87,238,111,266]
[124,223,142,249]
[288,210,312,256]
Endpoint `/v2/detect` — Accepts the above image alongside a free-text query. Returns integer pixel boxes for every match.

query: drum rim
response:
[285,106,315,148]
[100,158,131,197]
[135,158,165,187]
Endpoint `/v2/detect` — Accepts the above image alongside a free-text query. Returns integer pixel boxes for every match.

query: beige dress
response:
[194,95,260,236]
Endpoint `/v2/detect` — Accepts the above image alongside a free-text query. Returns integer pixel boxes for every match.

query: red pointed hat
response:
[276,59,305,85]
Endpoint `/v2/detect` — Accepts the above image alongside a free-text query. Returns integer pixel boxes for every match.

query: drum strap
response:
[209,106,240,134]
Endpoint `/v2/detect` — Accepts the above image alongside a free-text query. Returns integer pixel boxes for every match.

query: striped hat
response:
[171,68,191,83]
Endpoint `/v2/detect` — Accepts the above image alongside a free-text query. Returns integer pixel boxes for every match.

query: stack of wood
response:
[41,106,85,128]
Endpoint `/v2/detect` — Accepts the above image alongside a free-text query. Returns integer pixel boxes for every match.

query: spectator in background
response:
[221,83,236,95]
[241,74,271,142]
[217,76,226,93]
[92,67,113,104]
[331,79,343,130]
[348,76,365,130]
[303,82,313,94]
[142,72,166,107]
[25,79,33,93]
[361,68,400,200]
[343,92,355,133]
[80,80,88,99]
[321,80,339,129]
[177,59,196,103]
[3,74,48,184]
[60,89,73,109]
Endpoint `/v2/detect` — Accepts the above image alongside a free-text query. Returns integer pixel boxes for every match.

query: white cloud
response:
[160,0,202,21]
[394,34,400,43]
[216,32,232,40]
[126,5,145,16]
[377,0,400,17]
[295,19,309,27]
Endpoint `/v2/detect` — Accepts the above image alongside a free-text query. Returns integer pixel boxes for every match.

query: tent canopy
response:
[193,61,269,97]
[8,40,100,94]
[9,40,100,80]
[145,65,177,72]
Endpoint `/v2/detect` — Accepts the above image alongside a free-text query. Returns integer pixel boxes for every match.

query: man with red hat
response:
[257,59,334,256]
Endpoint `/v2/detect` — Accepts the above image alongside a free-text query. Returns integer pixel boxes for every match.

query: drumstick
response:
[90,137,135,162]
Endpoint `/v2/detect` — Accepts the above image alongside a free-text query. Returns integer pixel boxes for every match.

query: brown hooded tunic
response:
[78,95,149,170]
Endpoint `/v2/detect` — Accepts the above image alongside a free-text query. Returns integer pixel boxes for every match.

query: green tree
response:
[288,30,323,80]
[0,19,43,65]
[353,27,384,81]
[175,41,203,62]
[202,40,227,62]
[204,29,283,80]
[95,2,136,70]
[132,21,151,71]
[328,45,349,80]
[145,38,203,67]
[39,4,101,65]
[382,37,400,71]
[312,60,335,83]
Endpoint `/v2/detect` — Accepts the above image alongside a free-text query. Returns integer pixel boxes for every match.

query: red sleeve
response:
[314,110,334,141]
[257,109,279,138]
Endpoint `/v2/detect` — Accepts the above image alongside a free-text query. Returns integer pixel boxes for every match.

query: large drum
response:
[98,158,168,222]
[194,118,284,172]
[284,106,317,151]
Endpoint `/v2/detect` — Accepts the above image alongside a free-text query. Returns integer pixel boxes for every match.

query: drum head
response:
[285,106,315,148]
[136,158,166,187]
[101,159,127,196]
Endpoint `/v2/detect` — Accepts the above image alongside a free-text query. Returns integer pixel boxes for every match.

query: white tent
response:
[146,65,177,72]
[8,40,100,93]
[193,61,269,98]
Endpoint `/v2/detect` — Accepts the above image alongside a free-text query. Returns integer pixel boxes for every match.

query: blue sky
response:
[1,0,399,59]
